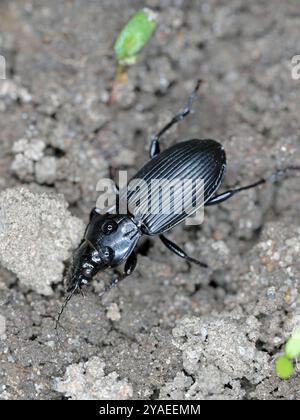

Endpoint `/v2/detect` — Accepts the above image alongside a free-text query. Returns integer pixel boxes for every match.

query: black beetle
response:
[56,80,300,326]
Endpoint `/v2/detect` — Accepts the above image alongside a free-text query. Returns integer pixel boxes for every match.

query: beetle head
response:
[66,214,141,291]
[55,214,141,330]
[66,239,107,292]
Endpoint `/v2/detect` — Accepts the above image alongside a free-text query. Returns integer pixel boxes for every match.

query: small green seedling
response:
[109,8,158,105]
[114,8,158,66]
[275,326,300,379]
[285,326,300,359]
[275,356,294,380]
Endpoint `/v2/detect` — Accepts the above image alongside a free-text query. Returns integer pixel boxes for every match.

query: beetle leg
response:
[159,234,208,268]
[109,165,119,193]
[99,252,137,297]
[89,166,120,220]
[149,80,202,158]
[206,165,300,206]
[89,207,102,220]
[205,181,264,206]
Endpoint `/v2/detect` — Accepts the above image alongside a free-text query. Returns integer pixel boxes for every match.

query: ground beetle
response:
[56,81,300,326]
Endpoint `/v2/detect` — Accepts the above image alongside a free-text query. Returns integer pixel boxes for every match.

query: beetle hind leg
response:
[159,234,208,268]
[206,165,300,206]
[149,80,202,158]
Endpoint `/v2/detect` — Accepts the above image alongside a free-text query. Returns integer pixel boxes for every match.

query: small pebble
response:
[106,303,121,322]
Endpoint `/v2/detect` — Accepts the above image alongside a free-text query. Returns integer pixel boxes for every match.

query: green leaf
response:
[114,8,158,65]
[275,356,294,380]
[285,327,300,359]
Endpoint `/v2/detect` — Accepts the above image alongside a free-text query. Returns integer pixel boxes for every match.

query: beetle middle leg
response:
[99,252,137,297]
[159,234,208,268]
[149,80,202,158]
[206,166,300,206]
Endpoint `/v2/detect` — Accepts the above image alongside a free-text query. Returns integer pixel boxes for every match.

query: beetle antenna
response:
[55,283,79,331]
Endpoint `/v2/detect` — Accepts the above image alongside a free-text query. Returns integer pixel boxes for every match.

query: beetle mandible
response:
[56,80,300,326]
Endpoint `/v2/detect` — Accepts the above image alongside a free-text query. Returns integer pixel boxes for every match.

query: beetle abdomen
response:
[127,139,226,235]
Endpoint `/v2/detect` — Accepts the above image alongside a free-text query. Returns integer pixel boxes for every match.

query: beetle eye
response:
[102,220,118,235]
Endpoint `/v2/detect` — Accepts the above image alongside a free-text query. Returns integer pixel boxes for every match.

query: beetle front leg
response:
[99,252,137,297]
[109,165,120,193]
[149,80,202,158]
[206,165,300,207]
[159,234,208,268]
[89,166,120,221]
